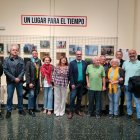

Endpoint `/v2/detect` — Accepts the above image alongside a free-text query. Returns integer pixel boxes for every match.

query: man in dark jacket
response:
[68,50,87,119]
[25,50,42,116]
[0,61,3,119]
[3,44,26,119]
[115,51,125,116]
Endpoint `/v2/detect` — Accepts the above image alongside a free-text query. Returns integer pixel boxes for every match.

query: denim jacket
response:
[3,56,25,83]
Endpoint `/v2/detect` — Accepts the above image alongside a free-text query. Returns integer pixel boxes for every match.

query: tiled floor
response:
[0,110,140,140]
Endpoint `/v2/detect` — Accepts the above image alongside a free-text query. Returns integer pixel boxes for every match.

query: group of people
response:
[0,44,140,126]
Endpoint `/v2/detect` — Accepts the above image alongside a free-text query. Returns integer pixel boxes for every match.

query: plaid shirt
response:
[53,66,69,87]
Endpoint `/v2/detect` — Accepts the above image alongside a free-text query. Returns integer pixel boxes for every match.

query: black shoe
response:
[126,114,132,119]
[136,119,140,126]
[18,110,26,116]
[0,113,4,120]
[33,109,40,113]
[109,114,113,118]
[6,111,11,119]
[29,110,36,117]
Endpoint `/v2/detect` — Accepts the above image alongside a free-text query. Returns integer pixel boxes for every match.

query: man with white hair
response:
[122,49,140,125]
[3,44,26,119]
[86,56,106,118]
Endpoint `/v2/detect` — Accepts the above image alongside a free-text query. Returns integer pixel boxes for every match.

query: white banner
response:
[21,15,87,27]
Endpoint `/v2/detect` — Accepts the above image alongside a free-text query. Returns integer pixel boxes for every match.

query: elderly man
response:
[115,51,125,116]
[86,56,106,118]
[3,44,26,119]
[68,50,87,119]
[122,49,140,125]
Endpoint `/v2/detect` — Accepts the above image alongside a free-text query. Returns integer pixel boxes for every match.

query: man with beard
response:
[115,51,125,116]
[68,51,87,119]
[122,49,140,125]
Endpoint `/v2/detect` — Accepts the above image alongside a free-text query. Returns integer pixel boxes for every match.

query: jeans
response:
[108,88,121,115]
[44,87,53,110]
[7,82,23,112]
[88,90,101,115]
[28,89,35,109]
[70,84,84,112]
[125,86,140,119]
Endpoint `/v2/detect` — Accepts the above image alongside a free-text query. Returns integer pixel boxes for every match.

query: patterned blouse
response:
[53,66,69,87]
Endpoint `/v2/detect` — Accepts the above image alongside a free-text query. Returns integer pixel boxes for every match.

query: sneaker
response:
[109,114,113,118]
[19,110,26,116]
[6,111,11,119]
[96,115,101,119]
[136,119,140,126]
[29,110,36,117]
[0,113,4,120]
[56,114,59,117]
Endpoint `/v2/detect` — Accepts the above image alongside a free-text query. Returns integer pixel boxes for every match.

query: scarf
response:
[108,67,119,94]
[40,64,52,85]
[31,57,40,79]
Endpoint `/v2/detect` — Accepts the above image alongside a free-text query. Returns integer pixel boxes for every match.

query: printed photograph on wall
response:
[40,40,50,48]
[56,41,66,49]
[0,57,4,63]
[118,48,129,60]
[0,43,4,54]
[85,45,98,56]
[23,44,37,54]
[7,44,20,54]
[69,45,82,55]
[101,46,114,56]
[40,52,50,61]
[69,57,75,62]
[56,52,66,60]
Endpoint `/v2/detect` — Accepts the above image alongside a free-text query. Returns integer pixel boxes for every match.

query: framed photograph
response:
[0,43,4,54]
[7,44,20,54]
[85,45,98,56]
[0,57,4,63]
[56,41,66,49]
[40,52,50,61]
[69,57,75,62]
[40,40,50,49]
[56,52,66,60]
[24,57,30,65]
[23,44,37,54]
[101,46,114,56]
[69,45,82,55]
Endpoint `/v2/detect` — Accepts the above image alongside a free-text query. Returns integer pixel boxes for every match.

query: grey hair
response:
[10,44,19,52]
[110,58,120,66]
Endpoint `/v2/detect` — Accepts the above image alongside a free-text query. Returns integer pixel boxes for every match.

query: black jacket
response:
[25,59,41,86]
[3,56,25,83]
[69,60,87,86]
[128,76,140,98]
[0,61,3,77]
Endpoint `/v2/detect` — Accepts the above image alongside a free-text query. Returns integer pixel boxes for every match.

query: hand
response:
[102,86,106,91]
[29,83,34,89]
[40,87,43,92]
[119,78,123,81]
[71,84,75,90]
[87,82,90,89]
[15,78,20,83]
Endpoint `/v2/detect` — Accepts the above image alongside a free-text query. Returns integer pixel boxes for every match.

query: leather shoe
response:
[6,111,11,119]
[75,110,83,116]
[67,112,73,119]
[29,110,36,117]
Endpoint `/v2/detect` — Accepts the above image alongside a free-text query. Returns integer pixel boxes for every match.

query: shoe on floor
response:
[136,119,140,126]
[29,110,36,117]
[96,115,101,119]
[109,114,113,118]
[67,112,73,119]
[19,110,26,116]
[6,111,11,119]
[0,113,4,120]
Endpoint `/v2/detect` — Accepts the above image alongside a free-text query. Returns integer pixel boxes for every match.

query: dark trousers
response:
[88,90,101,115]
[70,83,85,112]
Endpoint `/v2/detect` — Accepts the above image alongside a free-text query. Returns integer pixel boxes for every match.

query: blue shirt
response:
[122,60,140,85]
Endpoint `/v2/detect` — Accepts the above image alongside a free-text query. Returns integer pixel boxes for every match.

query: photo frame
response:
[40,40,50,49]
[40,52,50,61]
[85,45,98,56]
[0,43,4,54]
[23,44,37,54]
[101,46,114,56]
[69,45,82,55]
[56,52,66,60]
[56,41,66,49]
